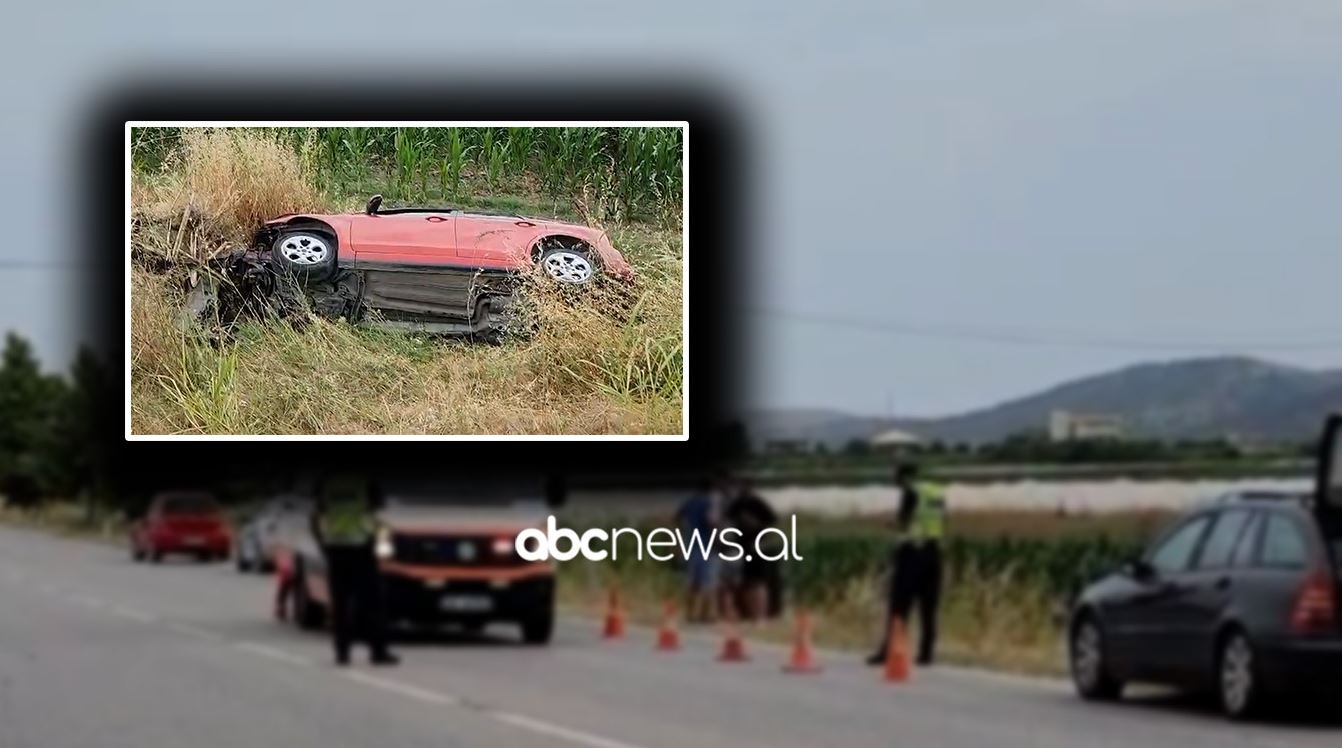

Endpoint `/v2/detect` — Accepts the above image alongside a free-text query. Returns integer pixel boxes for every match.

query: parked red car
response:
[130,492,232,563]
[190,196,636,339]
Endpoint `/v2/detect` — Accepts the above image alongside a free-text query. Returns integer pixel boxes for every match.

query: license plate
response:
[183,535,205,546]
[439,595,493,613]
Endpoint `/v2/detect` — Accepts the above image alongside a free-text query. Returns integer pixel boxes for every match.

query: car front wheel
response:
[271,228,337,282]
[1071,617,1123,701]
[538,242,597,285]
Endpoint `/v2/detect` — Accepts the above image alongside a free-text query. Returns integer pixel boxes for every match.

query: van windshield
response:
[380,476,546,507]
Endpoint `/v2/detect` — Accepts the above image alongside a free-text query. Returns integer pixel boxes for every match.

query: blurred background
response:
[1,3,1341,745]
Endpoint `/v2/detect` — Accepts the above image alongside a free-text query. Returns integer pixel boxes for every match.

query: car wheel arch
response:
[1213,620,1249,668]
[530,234,597,265]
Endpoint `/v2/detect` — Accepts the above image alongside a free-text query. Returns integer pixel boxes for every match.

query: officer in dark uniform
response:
[310,473,398,667]
[866,462,947,666]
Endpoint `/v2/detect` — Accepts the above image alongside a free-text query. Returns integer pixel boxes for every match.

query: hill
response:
[748,357,1342,448]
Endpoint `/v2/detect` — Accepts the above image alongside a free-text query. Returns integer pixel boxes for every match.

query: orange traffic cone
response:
[602,587,625,640]
[655,600,681,652]
[883,616,911,683]
[782,609,822,674]
[717,600,750,662]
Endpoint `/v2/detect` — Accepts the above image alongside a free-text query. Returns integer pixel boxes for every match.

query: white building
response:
[868,428,924,449]
[1049,410,1125,442]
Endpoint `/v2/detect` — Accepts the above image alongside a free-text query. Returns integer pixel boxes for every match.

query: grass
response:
[129,127,683,435]
[553,507,1166,675]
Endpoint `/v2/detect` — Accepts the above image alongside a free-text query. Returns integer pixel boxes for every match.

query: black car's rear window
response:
[160,495,219,515]
[1260,514,1309,569]
[1196,510,1252,570]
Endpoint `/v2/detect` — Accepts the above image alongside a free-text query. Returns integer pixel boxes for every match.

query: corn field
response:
[784,534,1143,609]
[130,126,684,224]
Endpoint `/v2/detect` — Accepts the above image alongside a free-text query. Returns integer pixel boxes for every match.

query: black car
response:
[1069,415,1342,719]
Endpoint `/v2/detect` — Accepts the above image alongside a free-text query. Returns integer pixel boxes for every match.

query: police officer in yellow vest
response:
[867,462,947,666]
[310,473,398,667]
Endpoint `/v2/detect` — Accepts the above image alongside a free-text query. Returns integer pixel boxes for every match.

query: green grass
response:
[133,126,683,225]
[553,508,1158,675]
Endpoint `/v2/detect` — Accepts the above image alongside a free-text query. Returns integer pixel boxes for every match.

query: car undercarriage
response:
[183,242,527,341]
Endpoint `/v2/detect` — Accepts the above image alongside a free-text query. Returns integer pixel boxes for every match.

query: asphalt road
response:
[0,525,1337,748]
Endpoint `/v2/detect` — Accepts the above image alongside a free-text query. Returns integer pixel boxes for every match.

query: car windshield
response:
[161,495,218,515]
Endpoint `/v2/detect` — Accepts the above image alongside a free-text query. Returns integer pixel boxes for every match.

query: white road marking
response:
[109,605,158,624]
[341,670,647,748]
[235,641,314,668]
[490,710,648,748]
[163,620,222,641]
[342,671,459,706]
[69,593,106,610]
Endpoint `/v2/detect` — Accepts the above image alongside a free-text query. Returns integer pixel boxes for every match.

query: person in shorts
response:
[675,476,724,623]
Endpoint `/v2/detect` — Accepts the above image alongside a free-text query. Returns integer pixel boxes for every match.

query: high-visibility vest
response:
[910,481,947,542]
[317,479,377,545]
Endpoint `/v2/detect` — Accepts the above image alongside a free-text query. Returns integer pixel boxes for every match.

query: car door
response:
[1109,513,1214,678]
[350,213,460,266]
[1180,508,1255,679]
[453,214,534,268]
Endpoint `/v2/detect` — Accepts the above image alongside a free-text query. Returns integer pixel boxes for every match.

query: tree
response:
[48,346,115,512]
[0,333,69,507]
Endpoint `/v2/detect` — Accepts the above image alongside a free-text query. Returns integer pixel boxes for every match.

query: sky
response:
[2,1,1339,419]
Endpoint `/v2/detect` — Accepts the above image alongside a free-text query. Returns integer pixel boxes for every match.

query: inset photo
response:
[126,123,686,439]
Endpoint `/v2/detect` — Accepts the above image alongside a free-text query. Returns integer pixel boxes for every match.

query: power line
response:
[0,260,74,269]
[751,306,1342,353]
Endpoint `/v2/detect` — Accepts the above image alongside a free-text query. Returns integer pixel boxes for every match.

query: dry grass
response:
[557,560,1068,676]
[129,127,684,436]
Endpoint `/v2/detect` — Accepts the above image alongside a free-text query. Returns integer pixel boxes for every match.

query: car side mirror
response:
[1126,559,1157,582]
[365,195,383,216]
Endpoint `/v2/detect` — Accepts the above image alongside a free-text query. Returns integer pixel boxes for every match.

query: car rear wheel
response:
[1219,631,1265,720]
[271,228,337,282]
[131,540,145,562]
[538,242,597,285]
[292,564,325,631]
[1070,617,1123,701]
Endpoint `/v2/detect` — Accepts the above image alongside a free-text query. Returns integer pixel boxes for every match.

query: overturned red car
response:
[191,196,634,339]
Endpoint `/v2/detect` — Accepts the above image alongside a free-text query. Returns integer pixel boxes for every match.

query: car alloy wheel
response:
[1220,634,1256,718]
[277,233,330,266]
[543,251,594,284]
[1070,618,1121,700]
[1072,622,1103,690]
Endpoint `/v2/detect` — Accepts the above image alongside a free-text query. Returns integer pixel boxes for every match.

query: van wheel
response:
[1219,631,1266,720]
[1070,616,1123,700]
[521,611,554,645]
